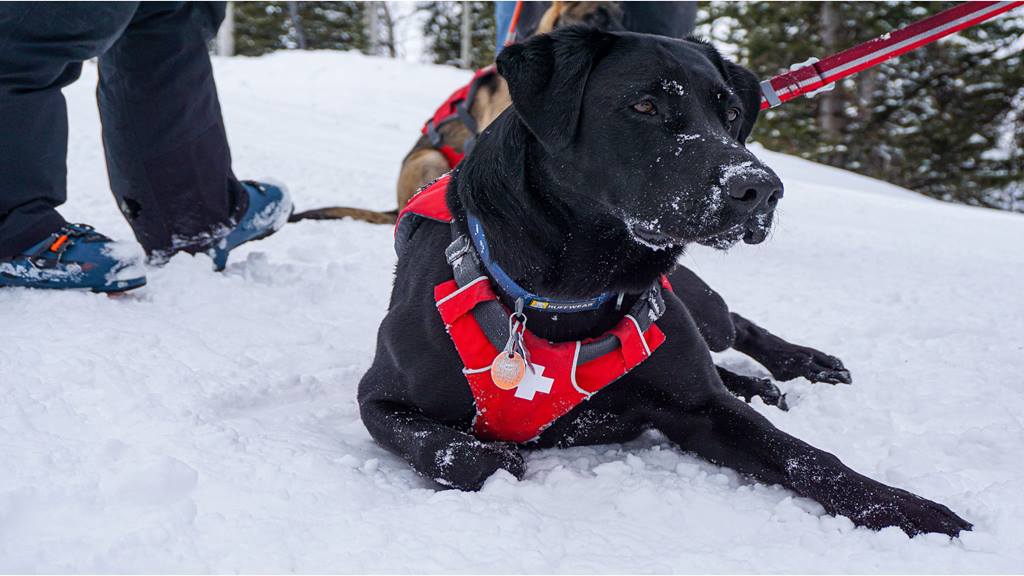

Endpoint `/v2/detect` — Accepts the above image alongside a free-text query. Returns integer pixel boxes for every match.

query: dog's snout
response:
[726,173,783,210]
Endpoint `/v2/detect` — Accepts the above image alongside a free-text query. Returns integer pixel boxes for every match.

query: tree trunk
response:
[288,1,307,50]
[380,2,397,58]
[365,1,380,56]
[818,2,843,149]
[460,1,472,69]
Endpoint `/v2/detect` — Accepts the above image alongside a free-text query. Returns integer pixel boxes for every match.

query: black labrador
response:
[358,27,970,537]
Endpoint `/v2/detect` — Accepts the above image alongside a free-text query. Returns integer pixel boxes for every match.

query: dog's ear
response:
[496,26,617,151]
[723,61,762,144]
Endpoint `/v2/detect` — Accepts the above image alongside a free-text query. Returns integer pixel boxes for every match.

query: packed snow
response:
[1,51,1023,573]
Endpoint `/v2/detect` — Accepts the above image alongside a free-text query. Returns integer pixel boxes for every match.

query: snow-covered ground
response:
[2,51,1023,573]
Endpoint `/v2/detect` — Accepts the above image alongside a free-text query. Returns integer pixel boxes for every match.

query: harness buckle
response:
[445,235,472,266]
[647,285,665,321]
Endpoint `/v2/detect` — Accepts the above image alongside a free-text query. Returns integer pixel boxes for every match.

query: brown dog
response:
[395,71,510,211]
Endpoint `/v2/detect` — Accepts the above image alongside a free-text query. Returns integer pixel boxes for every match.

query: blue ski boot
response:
[208,180,292,271]
[0,223,146,293]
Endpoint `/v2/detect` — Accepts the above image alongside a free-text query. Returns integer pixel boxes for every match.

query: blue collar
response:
[466,213,615,313]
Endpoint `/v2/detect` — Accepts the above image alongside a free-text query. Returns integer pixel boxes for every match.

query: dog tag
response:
[491,351,526,390]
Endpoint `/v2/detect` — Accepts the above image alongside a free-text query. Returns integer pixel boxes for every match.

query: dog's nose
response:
[726,173,783,210]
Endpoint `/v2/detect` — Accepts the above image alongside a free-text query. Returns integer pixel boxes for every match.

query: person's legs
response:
[97,1,247,260]
[0,2,137,258]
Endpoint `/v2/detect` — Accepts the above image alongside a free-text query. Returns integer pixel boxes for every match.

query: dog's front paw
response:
[735,377,789,410]
[843,483,972,538]
[764,345,851,385]
[432,439,526,491]
[717,367,788,410]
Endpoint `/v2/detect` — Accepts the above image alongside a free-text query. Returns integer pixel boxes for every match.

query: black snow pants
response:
[0,1,245,259]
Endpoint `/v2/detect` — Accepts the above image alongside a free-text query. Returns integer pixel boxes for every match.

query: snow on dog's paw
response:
[846,483,973,538]
[432,440,525,491]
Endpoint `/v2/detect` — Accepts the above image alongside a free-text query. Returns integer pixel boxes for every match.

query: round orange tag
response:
[491,351,526,390]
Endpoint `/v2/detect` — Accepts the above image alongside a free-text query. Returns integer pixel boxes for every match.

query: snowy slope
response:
[2,51,1023,573]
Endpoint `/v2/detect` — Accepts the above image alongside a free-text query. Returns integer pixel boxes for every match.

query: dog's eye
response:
[632,100,657,115]
[726,108,740,124]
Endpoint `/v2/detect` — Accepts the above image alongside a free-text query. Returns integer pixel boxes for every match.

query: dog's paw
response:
[433,440,526,491]
[718,369,789,411]
[844,484,972,538]
[764,345,852,385]
[741,376,788,411]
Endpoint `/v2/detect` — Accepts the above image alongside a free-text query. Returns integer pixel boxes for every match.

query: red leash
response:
[760,1,1024,110]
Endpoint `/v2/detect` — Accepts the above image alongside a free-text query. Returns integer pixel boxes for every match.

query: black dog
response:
[359,27,970,537]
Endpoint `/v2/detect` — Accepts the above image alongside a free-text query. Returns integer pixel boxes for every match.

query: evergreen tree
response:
[233,2,369,57]
[419,1,496,69]
[296,2,368,51]
[700,2,1024,211]
[234,2,289,56]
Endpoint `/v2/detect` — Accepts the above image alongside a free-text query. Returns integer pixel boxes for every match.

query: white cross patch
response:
[514,363,554,400]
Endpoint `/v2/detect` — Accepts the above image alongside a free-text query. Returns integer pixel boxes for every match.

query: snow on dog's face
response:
[498,28,782,251]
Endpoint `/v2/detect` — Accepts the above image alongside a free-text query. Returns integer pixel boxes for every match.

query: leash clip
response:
[508,297,533,372]
[490,298,533,390]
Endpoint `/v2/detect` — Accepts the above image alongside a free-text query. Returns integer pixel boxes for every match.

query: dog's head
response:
[496,27,783,251]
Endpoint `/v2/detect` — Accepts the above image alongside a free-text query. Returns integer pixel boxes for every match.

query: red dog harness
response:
[422,66,499,169]
[396,176,672,443]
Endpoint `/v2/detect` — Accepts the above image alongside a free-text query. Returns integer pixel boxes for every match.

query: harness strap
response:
[445,234,516,353]
[425,65,497,156]
[455,102,479,157]
[444,229,667,367]
[457,68,488,136]
[426,118,444,148]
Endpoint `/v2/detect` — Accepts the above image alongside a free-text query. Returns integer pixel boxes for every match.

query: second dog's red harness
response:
[397,176,672,443]
[422,66,499,169]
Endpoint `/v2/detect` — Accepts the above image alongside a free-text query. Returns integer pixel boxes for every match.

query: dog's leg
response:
[666,266,736,352]
[360,399,525,490]
[665,266,850,384]
[650,393,970,537]
[716,366,788,410]
[732,313,852,384]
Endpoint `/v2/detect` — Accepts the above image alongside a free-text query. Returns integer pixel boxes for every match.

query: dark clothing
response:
[512,1,698,44]
[615,1,698,39]
[0,1,243,259]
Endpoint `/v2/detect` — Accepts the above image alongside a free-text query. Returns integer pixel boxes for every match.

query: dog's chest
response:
[434,278,668,444]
